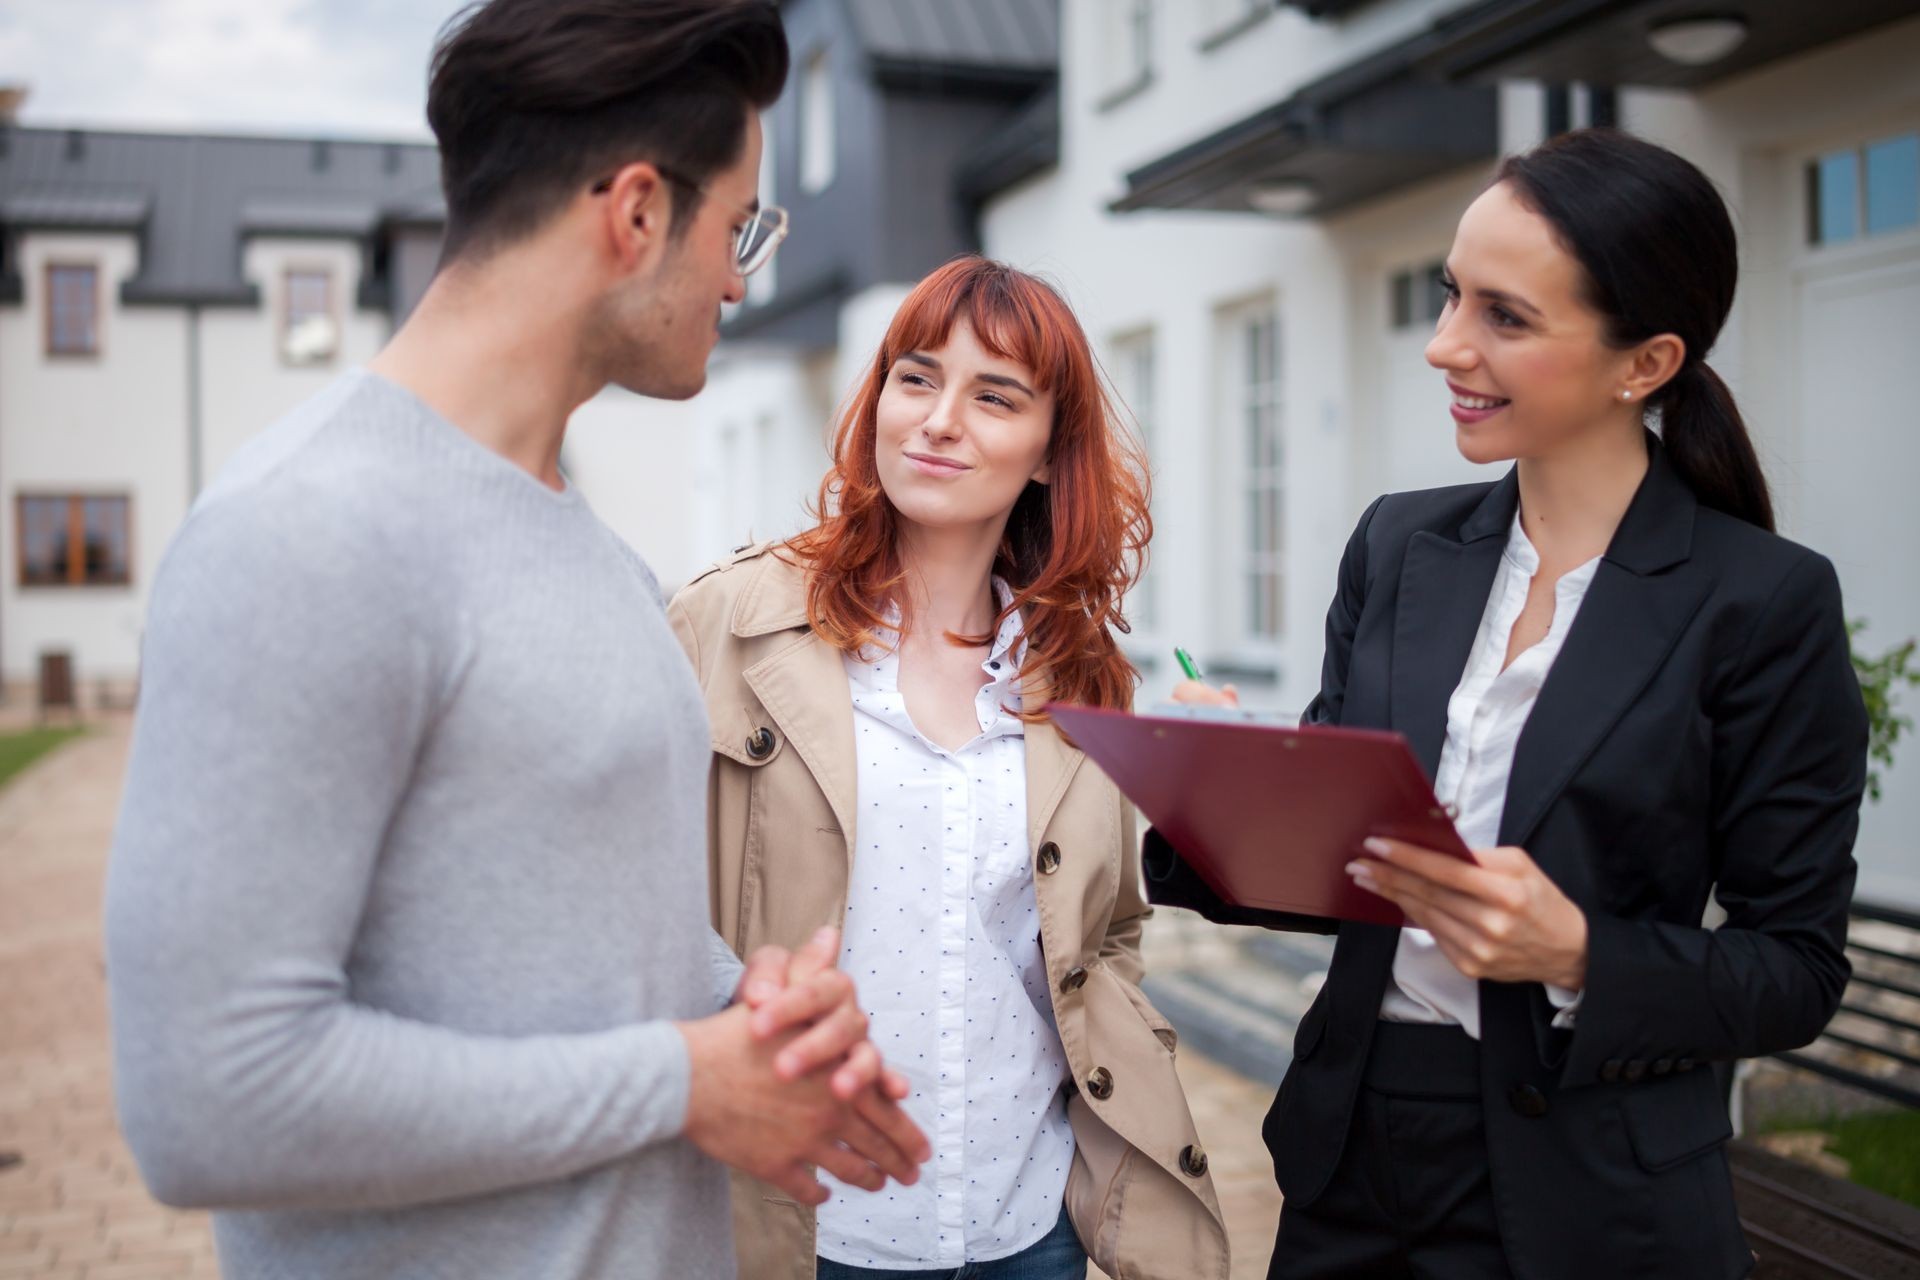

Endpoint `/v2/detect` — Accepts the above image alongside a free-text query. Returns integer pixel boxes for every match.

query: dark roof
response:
[0,126,442,306]
[843,0,1056,74]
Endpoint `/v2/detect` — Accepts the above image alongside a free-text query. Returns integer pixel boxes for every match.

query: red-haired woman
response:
[669,257,1227,1280]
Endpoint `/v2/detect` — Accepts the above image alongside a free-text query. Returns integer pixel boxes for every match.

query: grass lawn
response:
[1761,1108,1920,1209]
[0,725,85,791]
[1825,1108,1920,1208]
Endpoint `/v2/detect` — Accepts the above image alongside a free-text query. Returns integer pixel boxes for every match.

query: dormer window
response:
[800,50,836,195]
[46,262,100,357]
[282,267,338,365]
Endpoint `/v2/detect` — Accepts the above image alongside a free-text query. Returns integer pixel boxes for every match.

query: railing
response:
[1735,898,1920,1279]
[1772,898,1920,1110]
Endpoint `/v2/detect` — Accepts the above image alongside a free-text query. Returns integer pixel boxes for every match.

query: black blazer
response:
[1146,440,1867,1280]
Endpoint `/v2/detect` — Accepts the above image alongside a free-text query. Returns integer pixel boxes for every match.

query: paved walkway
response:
[0,717,1283,1279]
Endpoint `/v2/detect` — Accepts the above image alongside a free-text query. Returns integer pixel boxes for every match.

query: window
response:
[17,494,131,587]
[1219,303,1283,642]
[748,105,779,304]
[1866,134,1919,236]
[1109,331,1158,632]
[799,51,835,195]
[46,263,99,356]
[282,267,337,364]
[1097,0,1154,105]
[1388,259,1450,331]
[1809,132,1920,245]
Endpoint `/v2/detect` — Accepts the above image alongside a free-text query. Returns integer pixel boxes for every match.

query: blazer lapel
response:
[1388,471,1516,778]
[1498,444,1711,861]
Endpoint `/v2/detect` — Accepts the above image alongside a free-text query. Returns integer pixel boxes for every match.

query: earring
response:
[1620,390,1632,400]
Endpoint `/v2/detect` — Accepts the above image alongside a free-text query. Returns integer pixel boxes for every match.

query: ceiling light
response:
[1647,15,1750,67]
[1247,180,1317,217]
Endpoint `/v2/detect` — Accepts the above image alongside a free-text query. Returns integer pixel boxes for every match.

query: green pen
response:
[1174,647,1203,681]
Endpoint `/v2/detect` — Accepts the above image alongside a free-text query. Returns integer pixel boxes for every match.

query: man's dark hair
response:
[427,0,789,262]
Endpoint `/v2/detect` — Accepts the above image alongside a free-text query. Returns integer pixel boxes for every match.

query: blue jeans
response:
[815,1206,1086,1280]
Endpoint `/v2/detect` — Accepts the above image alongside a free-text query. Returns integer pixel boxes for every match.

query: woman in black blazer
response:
[1149,128,1869,1279]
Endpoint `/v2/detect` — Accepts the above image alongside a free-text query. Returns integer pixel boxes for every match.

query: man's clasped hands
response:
[676,928,931,1205]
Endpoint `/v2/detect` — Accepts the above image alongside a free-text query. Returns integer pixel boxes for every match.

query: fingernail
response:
[1353,873,1382,895]
[1344,861,1365,878]
[812,926,837,946]
[1363,838,1391,857]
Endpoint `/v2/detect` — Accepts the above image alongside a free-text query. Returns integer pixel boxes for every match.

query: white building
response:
[977,0,1920,905]
[0,118,447,699]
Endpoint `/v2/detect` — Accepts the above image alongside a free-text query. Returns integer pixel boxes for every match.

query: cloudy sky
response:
[0,0,471,138]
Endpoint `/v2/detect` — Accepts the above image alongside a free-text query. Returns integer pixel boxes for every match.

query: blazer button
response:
[1179,1144,1209,1177]
[1651,1058,1674,1077]
[1507,1084,1548,1118]
[1086,1067,1114,1100]
[1599,1059,1624,1084]
[1676,1058,1698,1073]
[1036,842,1062,875]
[745,727,776,760]
[1623,1061,1648,1083]
[1060,965,1089,993]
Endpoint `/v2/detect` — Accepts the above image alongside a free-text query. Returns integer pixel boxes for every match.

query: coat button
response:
[1036,842,1062,875]
[745,727,776,760]
[1179,1144,1208,1177]
[1507,1084,1548,1118]
[1623,1060,1648,1083]
[1086,1067,1113,1100]
[1060,965,1088,993]
[1599,1059,1624,1084]
[1676,1058,1697,1073]
[1651,1058,1674,1077]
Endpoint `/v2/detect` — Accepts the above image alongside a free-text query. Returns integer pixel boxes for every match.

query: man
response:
[103,2,927,1276]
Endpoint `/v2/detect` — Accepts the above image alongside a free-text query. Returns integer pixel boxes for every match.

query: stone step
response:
[1143,934,1333,1087]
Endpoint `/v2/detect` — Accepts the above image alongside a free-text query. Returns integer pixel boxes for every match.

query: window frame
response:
[15,492,135,589]
[1108,328,1159,640]
[44,260,102,358]
[799,49,836,196]
[1095,0,1155,110]
[1805,128,1920,250]
[280,264,338,367]
[1213,294,1286,661]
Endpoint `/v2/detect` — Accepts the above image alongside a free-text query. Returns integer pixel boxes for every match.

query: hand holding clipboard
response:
[1048,702,1475,928]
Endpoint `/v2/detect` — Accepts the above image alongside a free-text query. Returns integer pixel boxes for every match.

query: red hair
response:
[784,256,1151,718]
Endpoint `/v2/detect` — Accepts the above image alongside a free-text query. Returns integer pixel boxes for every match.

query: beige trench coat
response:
[667,545,1229,1280]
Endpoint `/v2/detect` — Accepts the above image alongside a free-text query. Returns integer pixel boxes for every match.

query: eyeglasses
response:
[590,166,789,278]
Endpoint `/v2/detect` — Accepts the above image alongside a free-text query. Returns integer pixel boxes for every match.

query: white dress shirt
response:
[1379,514,1595,1038]
[816,585,1074,1269]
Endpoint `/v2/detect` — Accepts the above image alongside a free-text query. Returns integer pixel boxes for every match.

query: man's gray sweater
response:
[105,370,742,1279]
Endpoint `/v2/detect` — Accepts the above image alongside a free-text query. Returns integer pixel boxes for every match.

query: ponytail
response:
[1657,362,1774,533]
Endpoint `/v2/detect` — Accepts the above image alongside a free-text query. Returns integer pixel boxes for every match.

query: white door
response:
[1789,127,1920,908]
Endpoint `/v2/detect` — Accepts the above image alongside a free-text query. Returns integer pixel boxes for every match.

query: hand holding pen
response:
[1172,646,1240,708]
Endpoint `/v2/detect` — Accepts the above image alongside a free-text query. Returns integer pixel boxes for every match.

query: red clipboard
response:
[1049,703,1474,927]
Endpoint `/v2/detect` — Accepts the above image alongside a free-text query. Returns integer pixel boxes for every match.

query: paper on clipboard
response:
[1049,703,1473,927]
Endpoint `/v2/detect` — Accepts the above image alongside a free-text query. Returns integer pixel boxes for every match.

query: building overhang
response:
[1111,27,1498,218]
[0,189,151,232]
[720,266,849,350]
[1424,0,1920,91]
